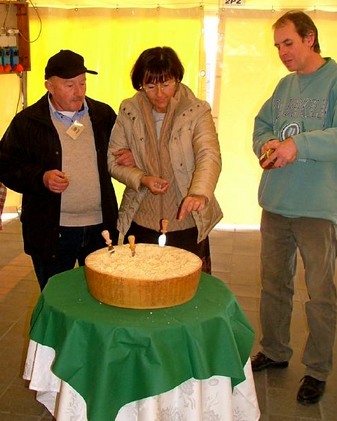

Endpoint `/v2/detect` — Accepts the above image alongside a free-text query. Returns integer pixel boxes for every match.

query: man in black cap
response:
[0,49,132,290]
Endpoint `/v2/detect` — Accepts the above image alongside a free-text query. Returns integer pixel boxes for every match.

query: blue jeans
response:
[32,224,106,291]
[259,210,337,380]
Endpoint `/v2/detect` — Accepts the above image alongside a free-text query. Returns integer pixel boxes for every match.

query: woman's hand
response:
[140,175,169,195]
[177,195,207,220]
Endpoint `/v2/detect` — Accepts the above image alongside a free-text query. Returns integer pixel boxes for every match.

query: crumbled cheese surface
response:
[85,244,202,280]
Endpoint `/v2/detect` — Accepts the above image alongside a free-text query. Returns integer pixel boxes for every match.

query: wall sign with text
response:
[224,0,245,5]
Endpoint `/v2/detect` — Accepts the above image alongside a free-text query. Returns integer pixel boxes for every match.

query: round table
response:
[25,267,259,420]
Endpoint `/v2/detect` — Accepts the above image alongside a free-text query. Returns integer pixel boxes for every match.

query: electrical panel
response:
[0,1,30,73]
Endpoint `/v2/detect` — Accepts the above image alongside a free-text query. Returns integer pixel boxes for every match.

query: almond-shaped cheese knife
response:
[158,219,169,247]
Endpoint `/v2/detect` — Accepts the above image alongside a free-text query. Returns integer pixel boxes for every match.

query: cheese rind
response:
[85,244,202,309]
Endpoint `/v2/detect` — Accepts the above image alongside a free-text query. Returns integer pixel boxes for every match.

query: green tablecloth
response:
[30,267,254,421]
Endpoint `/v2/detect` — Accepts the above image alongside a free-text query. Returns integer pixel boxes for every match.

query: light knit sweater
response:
[52,113,102,227]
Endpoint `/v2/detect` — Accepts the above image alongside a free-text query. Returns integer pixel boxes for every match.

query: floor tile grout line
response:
[0,375,19,400]
[0,312,27,341]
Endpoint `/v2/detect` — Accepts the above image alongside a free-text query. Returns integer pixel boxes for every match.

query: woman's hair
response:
[273,10,320,53]
[131,46,184,91]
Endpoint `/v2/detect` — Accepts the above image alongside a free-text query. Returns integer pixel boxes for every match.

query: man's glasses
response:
[142,80,176,93]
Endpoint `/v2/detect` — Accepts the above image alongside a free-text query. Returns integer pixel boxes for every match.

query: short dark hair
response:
[273,10,320,53]
[131,46,184,91]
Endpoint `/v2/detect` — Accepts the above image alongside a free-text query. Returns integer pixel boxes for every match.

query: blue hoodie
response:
[253,58,337,223]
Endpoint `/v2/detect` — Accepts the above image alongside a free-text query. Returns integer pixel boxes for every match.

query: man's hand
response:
[43,170,69,193]
[261,139,280,155]
[178,195,207,220]
[261,138,297,169]
[113,149,136,167]
[140,175,169,195]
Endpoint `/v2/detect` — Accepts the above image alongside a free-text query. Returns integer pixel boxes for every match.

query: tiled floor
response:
[0,216,336,420]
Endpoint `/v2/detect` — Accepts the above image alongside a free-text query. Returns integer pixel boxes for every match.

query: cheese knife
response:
[101,230,115,254]
[158,219,169,247]
[128,235,136,257]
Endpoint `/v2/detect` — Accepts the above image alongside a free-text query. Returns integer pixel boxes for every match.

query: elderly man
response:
[0,50,131,290]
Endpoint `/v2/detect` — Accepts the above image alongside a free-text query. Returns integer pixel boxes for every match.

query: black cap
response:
[44,50,98,79]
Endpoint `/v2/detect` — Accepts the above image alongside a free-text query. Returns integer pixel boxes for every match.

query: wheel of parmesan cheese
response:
[85,244,202,309]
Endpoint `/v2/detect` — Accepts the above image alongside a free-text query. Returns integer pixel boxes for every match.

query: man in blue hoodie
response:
[252,11,337,405]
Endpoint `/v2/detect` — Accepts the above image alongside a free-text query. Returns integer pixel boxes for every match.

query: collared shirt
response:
[48,95,88,128]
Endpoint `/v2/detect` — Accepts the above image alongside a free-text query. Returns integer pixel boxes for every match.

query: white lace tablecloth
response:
[24,340,260,421]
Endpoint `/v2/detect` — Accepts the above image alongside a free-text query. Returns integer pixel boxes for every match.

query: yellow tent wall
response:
[1,1,337,228]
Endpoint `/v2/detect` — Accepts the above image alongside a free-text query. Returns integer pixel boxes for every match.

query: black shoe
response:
[251,352,289,372]
[297,375,326,405]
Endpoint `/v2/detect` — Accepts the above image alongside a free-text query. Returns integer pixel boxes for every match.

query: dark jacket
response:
[0,93,118,260]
